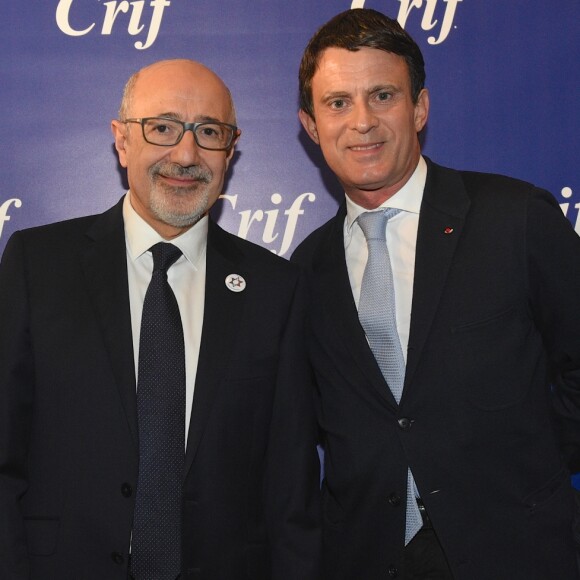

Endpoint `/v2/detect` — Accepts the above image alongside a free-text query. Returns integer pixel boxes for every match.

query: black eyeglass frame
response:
[123,117,239,151]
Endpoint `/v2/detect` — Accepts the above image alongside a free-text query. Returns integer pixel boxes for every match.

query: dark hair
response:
[299,8,426,117]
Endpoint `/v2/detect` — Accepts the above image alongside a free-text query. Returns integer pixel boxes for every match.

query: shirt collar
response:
[123,191,208,269]
[345,155,427,233]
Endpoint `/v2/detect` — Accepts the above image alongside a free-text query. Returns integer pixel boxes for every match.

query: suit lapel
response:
[314,205,399,408]
[80,198,138,449]
[184,220,248,478]
[404,159,470,391]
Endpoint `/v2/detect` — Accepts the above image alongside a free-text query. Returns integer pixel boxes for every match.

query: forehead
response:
[313,47,411,92]
[131,62,232,121]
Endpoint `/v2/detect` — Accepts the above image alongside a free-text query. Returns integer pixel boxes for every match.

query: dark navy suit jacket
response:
[292,159,580,580]
[0,197,321,580]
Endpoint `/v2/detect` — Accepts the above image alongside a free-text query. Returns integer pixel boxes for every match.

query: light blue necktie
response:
[357,209,423,545]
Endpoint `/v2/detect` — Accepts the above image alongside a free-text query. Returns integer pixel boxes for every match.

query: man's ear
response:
[298,109,320,145]
[224,129,241,169]
[414,88,430,133]
[111,120,129,168]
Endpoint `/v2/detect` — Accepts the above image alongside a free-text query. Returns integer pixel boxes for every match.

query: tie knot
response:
[150,242,182,273]
[357,208,401,241]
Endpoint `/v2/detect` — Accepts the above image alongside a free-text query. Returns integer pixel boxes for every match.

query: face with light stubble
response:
[299,47,429,208]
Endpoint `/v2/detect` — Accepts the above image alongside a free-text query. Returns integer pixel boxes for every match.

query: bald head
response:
[118,59,236,125]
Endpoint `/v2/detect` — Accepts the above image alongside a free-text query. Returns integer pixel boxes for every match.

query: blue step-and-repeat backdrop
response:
[1,1,579,486]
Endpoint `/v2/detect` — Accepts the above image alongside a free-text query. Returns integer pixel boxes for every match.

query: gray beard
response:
[148,162,213,228]
[149,187,209,227]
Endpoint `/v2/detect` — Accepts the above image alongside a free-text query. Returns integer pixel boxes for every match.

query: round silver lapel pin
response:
[225,274,246,293]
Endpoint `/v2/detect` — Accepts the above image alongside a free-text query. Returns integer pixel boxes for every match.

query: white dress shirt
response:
[123,192,206,445]
[344,156,427,364]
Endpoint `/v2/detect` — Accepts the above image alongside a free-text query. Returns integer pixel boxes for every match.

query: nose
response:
[169,127,202,166]
[350,101,378,134]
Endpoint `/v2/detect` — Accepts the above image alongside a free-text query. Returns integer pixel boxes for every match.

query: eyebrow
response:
[320,91,350,103]
[372,83,399,91]
[366,84,402,96]
[155,112,226,124]
[320,84,401,101]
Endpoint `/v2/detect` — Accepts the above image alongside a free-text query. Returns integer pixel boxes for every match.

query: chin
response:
[152,200,208,228]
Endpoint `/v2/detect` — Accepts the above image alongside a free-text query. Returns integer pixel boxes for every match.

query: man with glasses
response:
[0,59,320,580]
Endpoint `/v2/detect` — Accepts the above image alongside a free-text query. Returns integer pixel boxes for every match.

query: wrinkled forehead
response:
[130,61,234,123]
[313,47,412,93]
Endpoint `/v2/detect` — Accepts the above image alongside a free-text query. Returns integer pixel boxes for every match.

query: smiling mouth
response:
[349,143,382,152]
[151,162,212,186]
[160,175,196,182]
[157,173,210,186]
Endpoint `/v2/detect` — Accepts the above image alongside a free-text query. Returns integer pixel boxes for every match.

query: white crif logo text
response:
[220,192,316,257]
[351,0,462,45]
[560,186,580,236]
[56,0,171,50]
[0,199,22,242]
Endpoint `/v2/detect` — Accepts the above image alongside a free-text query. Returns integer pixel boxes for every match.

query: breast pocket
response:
[524,468,571,514]
[448,305,540,410]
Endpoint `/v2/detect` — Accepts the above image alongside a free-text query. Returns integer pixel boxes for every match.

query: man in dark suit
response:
[0,59,320,580]
[293,9,580,579]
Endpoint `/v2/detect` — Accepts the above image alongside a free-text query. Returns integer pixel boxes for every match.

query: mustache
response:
[151,162,212,183]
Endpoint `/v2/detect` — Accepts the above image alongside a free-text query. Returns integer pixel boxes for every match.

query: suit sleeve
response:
[263,271,321,580]
[526,189,580,472]
[0,232,34,579]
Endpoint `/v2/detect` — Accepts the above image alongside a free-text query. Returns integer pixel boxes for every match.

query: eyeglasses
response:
[123,117,239,151]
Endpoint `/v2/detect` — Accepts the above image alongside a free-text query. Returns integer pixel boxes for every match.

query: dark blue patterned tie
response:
[357,210,423,545]
[130,242,185,580]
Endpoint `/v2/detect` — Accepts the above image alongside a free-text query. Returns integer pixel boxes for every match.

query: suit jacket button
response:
[388,564,399,577]
[398,417,413,430]
[388,493,401,506]
[121,483,133,497]
[111,552,124,565]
